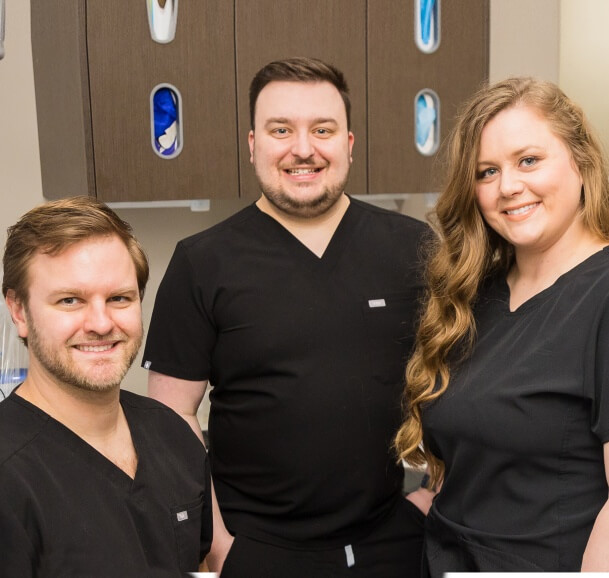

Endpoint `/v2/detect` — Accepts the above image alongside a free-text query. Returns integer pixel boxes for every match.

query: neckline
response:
[499,245,609,314]
[252,197,357,266]
[10,390,141,487]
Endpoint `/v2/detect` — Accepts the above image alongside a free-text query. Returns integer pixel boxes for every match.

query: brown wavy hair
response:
[394,77,609,487]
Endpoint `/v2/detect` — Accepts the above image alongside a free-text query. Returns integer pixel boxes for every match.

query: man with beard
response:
[144,57,431,577]
[0,197,212,577]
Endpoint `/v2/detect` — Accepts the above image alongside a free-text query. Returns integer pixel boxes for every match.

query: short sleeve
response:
[142,242,217,381]
[590,296,609,442]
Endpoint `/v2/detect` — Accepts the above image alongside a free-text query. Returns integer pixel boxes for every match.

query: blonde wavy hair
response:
[394,77,609,488]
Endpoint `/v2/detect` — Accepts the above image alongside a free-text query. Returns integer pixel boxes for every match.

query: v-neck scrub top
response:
[0,390,212,577]
[422,247,609,573]
[143,198,428,547]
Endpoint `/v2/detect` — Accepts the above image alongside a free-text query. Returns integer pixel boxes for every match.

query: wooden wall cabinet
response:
[369,0,489,195]
[31,0,238,202]
[31,0,488,202]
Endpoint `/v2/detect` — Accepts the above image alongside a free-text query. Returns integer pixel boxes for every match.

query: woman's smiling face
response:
[475,104,585,258]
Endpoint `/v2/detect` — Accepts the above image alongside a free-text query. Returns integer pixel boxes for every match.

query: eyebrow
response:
[264,117,338,128]
[477,146,542,165]
[48,287,139,298]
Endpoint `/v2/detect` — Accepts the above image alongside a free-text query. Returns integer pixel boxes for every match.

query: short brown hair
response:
[3,196,149,303]
[249,56,351,130]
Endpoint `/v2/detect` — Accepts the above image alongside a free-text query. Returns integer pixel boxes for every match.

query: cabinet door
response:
[235,0,367,199]
[31,0,94,200]
[368,0,489,195]
[85,1,238,201]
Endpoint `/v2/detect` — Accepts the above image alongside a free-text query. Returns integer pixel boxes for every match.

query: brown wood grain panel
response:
[86,0,238,201]
[235,0,367,198]
[31,0,95,199]
[368,0,489,195]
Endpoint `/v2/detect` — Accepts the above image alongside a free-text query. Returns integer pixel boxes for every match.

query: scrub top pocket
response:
[361,290,420,385]
[171,495,206,571]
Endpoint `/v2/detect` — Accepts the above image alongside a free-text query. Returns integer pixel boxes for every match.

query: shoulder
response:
[0,396,47,467]
[583,246,609,281]
[349,197,431,237]
[347,198,433,270]
[559,247,609,302]
[178,204,263,251]
[165,204,272,276]
[119,390,200,440]
[120,389,183,420]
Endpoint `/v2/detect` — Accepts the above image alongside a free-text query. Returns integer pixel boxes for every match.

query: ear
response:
[248,130,255,164]
[348,131,355,163]
[5,290,29,340]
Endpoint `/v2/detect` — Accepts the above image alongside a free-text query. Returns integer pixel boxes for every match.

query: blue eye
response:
[477,167,498,179]
[521,156,537,167]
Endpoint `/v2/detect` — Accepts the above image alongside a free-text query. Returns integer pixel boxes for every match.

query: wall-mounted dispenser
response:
[415,89,440,156]
[146,0,178,44]
[151,84,183,158]
[415,0,440,54]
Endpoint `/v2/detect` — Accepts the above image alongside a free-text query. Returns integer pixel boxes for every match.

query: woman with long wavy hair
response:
[395,77,609,573]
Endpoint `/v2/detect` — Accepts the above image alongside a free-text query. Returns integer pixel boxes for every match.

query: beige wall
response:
[0,1,43,248]
[560,0,609,150]
[3,0,599,416]
[489,0,559,83]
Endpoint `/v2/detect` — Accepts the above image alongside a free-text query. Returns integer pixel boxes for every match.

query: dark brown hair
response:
[249,56,351,130]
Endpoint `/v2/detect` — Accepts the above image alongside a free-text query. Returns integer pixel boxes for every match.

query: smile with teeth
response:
[285,168,321,175]
[75,343,115,353]
[504,202,539,216]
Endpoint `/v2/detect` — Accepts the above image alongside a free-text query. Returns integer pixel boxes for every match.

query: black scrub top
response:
[0,390,212,577]
[423,248,609,573]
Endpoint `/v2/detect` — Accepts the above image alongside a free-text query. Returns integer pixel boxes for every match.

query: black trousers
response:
[221,499,425,578]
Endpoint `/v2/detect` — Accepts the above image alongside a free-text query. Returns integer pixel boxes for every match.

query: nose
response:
[83,301,114,336]
[499,169,524,197]
[290,130,314,160]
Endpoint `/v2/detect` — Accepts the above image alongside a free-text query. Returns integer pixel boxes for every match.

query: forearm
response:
[405,469,440,515]
[182,413,205,444]
[405,486,436,515]
[582,499,609,570]
[204,480,234,573]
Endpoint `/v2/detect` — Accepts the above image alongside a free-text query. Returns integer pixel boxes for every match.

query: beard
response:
[26,321,142,394]
[256,170,350,219]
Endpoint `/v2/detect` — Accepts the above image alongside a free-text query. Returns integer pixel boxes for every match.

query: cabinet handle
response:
[414,89,440,156]
[0,0,5,60]
[151,84,183,159]
[414,0,440,54]
[146,0,178,44]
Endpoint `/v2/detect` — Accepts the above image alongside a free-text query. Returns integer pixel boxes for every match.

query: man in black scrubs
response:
[0,197,212,577]
[144,57,432,577]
